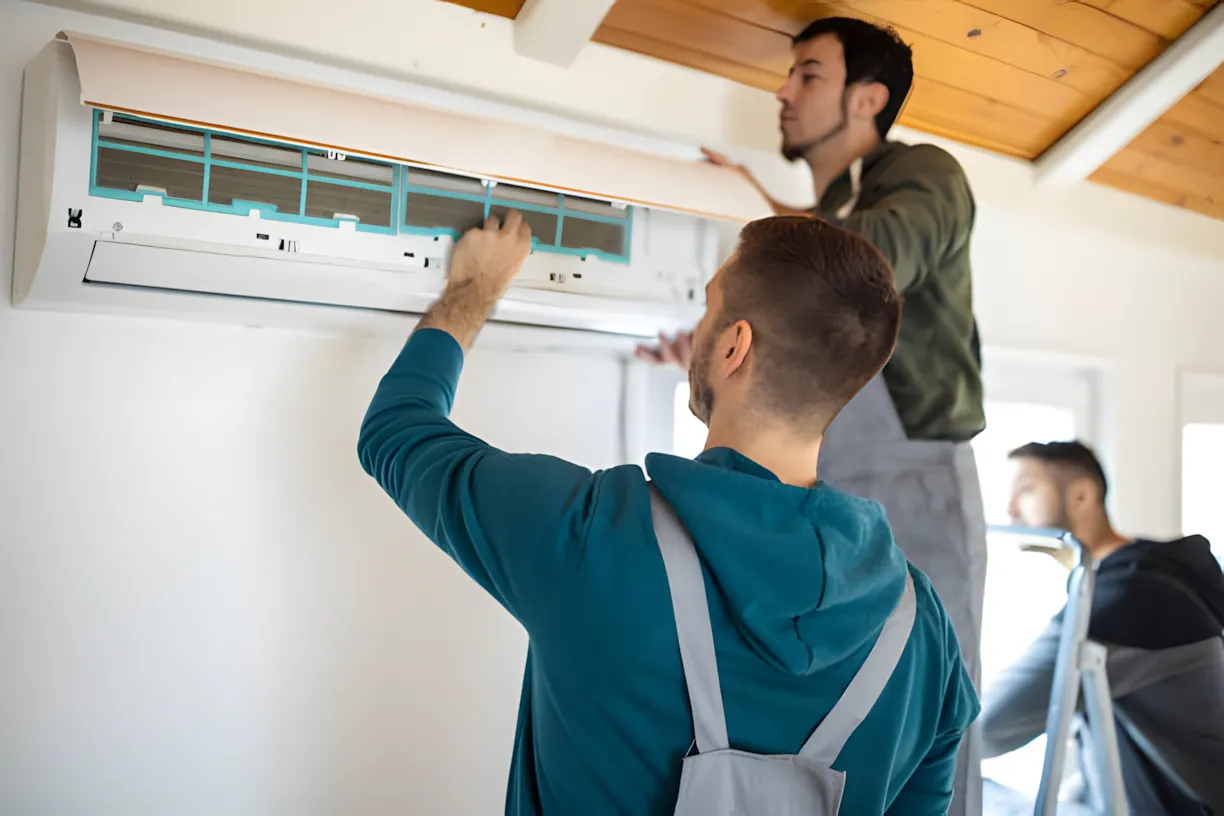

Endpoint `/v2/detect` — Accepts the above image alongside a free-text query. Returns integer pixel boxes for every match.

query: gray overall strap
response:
[648,486,729,754]
[800,572,917,765]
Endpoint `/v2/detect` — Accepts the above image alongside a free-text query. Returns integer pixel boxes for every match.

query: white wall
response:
[0,3,624,813]
[2,0,1224,812]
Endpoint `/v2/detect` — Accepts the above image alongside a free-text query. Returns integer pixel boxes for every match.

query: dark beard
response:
[781,93,848,162]
[688,333,717,426]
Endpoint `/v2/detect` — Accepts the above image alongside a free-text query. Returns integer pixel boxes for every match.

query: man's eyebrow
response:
[800,58,822,67]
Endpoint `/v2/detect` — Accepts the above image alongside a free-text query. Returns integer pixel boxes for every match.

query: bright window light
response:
[973,399,1079,799]
[1182,423,1224,558]
[673,383,706,459]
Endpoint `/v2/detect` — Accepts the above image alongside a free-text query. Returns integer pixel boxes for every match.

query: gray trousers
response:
[818,376,987,816]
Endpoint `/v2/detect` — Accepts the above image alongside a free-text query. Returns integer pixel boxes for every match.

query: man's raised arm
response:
[357,212,603,627]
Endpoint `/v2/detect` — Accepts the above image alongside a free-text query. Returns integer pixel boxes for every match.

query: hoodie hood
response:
[645,448,909,677]
[1104,535,1224,623]
[1090,534,1224,649]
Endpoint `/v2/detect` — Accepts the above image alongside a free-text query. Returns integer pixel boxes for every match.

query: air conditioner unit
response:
[15,32,772,340]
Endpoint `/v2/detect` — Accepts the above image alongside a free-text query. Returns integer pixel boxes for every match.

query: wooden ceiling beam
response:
[1034,2,1224,186]
[513,0,616,66]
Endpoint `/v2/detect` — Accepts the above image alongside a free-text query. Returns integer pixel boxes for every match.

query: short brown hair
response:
[721,216,901,424]
[1009,440,1109,500]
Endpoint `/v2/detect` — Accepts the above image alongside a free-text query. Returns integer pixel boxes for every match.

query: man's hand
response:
[702,147,751,178]
[1019,542,1077,571]
[449,210,534,304]
[635,331,694,371]
[702,147,812,218]
[416,211,533,351]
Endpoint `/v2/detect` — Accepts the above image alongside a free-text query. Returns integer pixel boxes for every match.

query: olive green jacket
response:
[818,140,985,442]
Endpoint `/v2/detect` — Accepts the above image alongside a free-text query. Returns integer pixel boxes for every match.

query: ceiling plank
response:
[1078,0,1214,40]
[1195,65,1224,107]
[895,23,1098,124]
[601,0,793,75]
[831,0,1133,98]
[1162,85,1224,138]
[900,77,1058,157]
[593,25,785,91]
[1124,119,1224,169]
[440,0,524,17]
[955,0,1167,69]
[1091,164,1224,220]
[1101,143,1224,199]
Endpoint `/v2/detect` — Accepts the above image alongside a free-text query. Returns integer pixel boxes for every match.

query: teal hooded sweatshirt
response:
[358,329,980,815]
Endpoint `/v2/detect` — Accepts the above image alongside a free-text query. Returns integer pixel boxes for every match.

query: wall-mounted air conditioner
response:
[15,32,771,340]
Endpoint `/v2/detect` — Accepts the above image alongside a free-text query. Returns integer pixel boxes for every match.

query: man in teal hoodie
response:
[358,210,979,813]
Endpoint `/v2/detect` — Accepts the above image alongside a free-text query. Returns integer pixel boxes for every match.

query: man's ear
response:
[850,81,889,121]
[1066,476,1096,514]
[717,320,753,377]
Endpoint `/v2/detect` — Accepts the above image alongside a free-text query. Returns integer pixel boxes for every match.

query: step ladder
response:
[987,525,1128,816]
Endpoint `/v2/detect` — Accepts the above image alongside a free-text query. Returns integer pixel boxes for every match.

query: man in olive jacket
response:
[640,17,986,816]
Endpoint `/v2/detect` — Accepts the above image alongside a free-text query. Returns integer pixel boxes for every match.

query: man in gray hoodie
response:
[982,441,1224,814]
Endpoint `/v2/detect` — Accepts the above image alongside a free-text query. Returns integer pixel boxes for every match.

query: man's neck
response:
[1072,515,1132,562]
[703,413,822,488]
[805,132,882,205]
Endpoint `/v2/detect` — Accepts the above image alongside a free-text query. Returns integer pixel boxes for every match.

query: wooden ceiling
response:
[449,0,1223,222]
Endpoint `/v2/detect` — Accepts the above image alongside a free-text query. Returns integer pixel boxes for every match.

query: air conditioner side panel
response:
[15,40,96,307]
[14,42,57,304]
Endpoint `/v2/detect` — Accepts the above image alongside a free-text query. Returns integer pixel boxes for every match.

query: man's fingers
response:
[502,209,524,234]
[679,333,694,366]
[657,334,681,366]
[635,345,664,364]
[484,214,501,231]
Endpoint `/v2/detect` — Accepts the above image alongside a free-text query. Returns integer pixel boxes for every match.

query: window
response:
[90,110,632,261]
[1183,424,1224,557]
[673,382,705,460]
[1180,373,1224,559]
[973,401,1078,527]
[973,354,1104,799]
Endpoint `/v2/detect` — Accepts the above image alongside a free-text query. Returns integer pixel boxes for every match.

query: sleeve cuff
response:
[389,327,465,383]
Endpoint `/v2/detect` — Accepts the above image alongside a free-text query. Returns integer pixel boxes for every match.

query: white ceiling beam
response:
[1033,2,1224,188]
[512,0,617,67]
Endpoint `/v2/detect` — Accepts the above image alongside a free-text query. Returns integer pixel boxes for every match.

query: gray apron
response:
[649,487,917,815]
[818,375,988,816]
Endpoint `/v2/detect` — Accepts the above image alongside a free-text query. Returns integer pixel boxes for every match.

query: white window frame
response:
[981,349,1103,446]
[622,362,690,469]
[1177,370,1224,547]
[980,347,1113,514]
[1179,370,1224,426]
